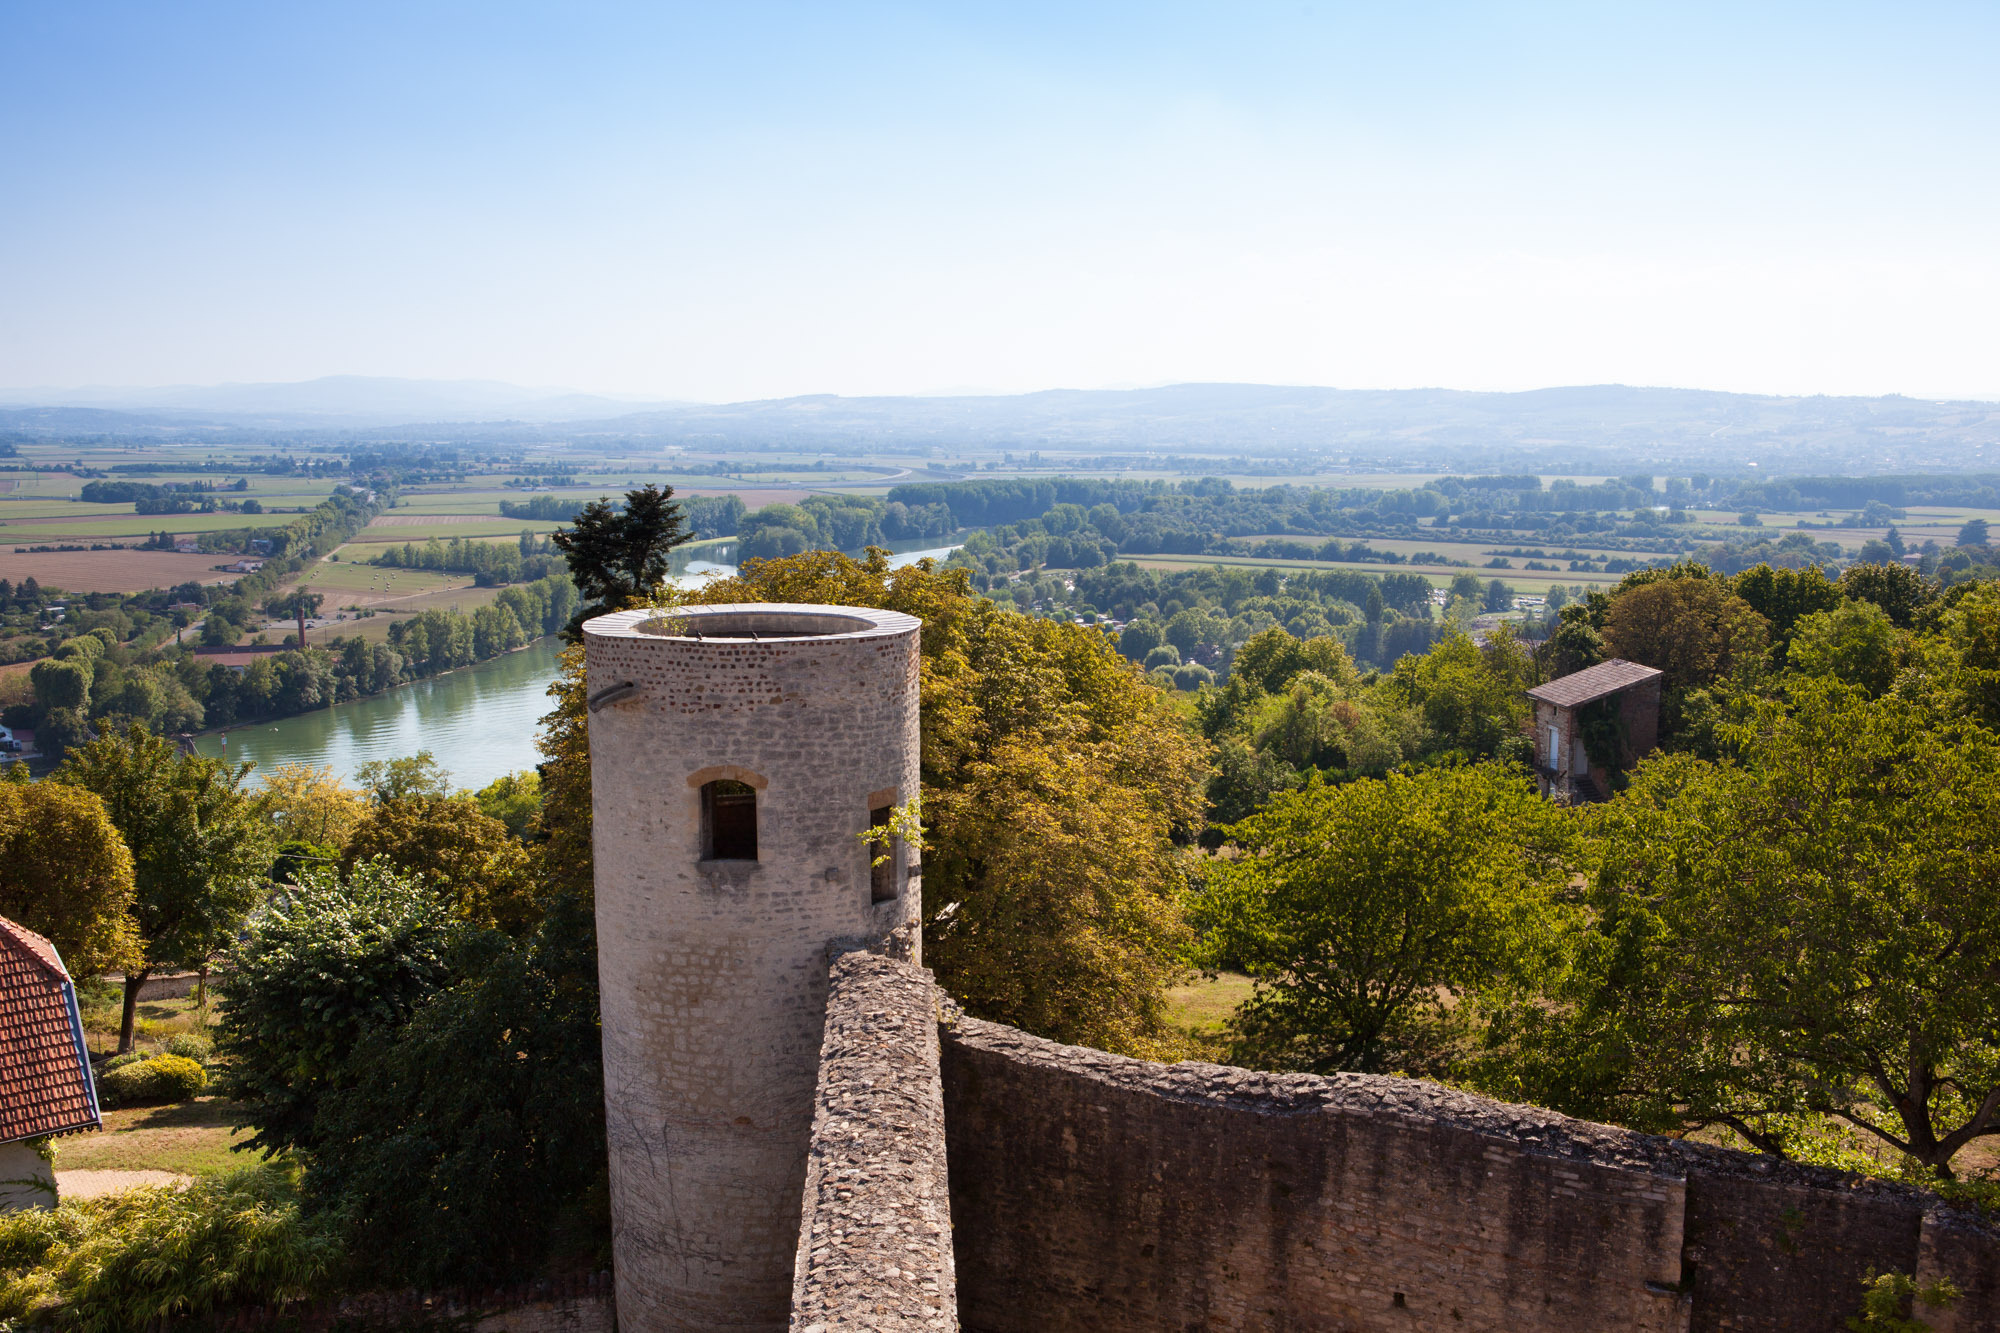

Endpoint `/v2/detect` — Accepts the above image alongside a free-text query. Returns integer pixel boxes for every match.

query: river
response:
[190,544,960,791]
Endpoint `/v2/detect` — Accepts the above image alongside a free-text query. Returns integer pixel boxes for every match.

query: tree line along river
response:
[189,545,960,791]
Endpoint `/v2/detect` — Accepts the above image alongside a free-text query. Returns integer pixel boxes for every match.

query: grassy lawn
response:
[1164,971,1256,1041]
[58,1097,258,1178]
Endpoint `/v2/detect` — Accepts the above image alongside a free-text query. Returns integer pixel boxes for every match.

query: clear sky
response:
[3,2,1996,403]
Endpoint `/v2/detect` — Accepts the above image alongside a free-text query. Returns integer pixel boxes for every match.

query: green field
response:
[299,559,472,600]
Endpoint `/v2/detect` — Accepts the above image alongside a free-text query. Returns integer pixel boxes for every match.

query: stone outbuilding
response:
[1526,658,1663,801]
[0,916,101,1208]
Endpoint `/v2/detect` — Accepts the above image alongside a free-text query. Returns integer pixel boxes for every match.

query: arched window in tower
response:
[702,779,758,861]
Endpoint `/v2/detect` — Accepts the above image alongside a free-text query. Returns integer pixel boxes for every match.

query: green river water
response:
[189,638,564,792]
[185,544,959,790]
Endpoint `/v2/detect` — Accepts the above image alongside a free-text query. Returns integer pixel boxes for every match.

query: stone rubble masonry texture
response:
[584,604,922,1333]
[789,951,957,1333]
[936,1010,2000,1333]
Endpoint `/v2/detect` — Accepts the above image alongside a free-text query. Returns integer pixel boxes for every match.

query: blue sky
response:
[3,2,1996,401]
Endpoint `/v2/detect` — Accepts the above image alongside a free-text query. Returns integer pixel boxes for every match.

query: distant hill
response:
[0,375,679,427]
[1,380,1995,473]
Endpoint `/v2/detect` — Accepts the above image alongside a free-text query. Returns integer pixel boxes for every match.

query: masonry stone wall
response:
[584,604,922,1333]
[789,951,956,1332]
[938,1012,2000,1332]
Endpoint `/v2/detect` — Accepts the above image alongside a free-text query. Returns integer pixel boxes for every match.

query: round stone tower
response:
[582,603,922,1333]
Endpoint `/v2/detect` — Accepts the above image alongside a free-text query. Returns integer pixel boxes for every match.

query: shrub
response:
[163,1032,212,1061]
[0,1164,339,1331]
[97,1055,206,1107]
[100,1051,144,1074]
[146,1054,206,1101]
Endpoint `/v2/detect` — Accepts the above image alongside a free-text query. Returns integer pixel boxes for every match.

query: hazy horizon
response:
[6,4,1998,403]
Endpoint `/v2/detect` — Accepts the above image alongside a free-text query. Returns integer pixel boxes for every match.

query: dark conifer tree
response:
[552,484,691,637]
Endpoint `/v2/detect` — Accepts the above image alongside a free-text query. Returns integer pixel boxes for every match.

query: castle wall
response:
[937,1012,2000,1333]
[789,951,956,1332]
[584,604,922,1333]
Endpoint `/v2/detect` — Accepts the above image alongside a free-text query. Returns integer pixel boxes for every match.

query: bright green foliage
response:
[1539,683,2000,1175]
[1380,630,1535,761]
[0,1165,340,1332]
[100,1054,206,1106]
[1789,599,1904,695]
[681,548,1210,1057]
[1193,762,1579,1076]
[1846,1270,1960,1331]
[216,861,466,1159]
[473,769,542,841]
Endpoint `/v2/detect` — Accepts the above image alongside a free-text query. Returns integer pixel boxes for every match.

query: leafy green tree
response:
[1788,600,1903,696]
[353,751,449,803]
[1550,684,2000,1176]
[1958,517,1989,548]
[55,725,272,1053]
[299,890,607,1286]
[551,483,690,635]
[1380,631,1531,760]
[472,769,541,841]
[1602,576,1769,691]
[0,782,141,976]
[217,860,465,1158]
[342,794,537,933]
[29,657,91,712]
[1194,763,1578,1076]
[1730,562,1842,660]
[1839,561,1938,628]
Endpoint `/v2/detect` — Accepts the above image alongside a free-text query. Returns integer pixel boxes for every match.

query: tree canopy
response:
[54,725,272,1051]
[1195,762,1577,1076]
[0,780,141,977]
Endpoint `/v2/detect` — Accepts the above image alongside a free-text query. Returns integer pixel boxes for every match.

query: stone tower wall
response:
[584,604,922,1333]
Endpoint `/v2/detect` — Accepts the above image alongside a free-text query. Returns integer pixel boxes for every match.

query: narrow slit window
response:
[869,804,897,902]
[704,780,758,861]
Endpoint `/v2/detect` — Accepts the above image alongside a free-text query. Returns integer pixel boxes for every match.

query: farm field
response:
[298,559,473,604]
[345,515,563,543]
[0,511,295,541]
[0,548,244,593]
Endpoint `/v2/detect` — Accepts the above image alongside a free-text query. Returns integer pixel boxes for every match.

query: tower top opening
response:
[587,603,920,645]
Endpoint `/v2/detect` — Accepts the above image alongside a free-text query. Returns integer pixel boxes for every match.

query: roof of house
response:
[0,918,100,1142]
[1526,658,1665,709]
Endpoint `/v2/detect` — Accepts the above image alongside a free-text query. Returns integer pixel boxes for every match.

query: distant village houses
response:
[1526,658,1663,802]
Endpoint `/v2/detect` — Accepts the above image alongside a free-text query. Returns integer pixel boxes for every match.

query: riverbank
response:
[188,636,563,790]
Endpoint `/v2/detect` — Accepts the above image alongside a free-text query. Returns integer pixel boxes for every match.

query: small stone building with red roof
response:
[0,916,101,1208]
[1525,657,1664,802]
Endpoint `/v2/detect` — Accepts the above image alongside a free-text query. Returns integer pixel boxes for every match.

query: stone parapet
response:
[790,951,956,1333]
[939,1013,2000,1333]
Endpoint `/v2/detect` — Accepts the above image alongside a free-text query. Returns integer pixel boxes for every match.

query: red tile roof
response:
[1526,658,1665,709]
[0,918,100,1142]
